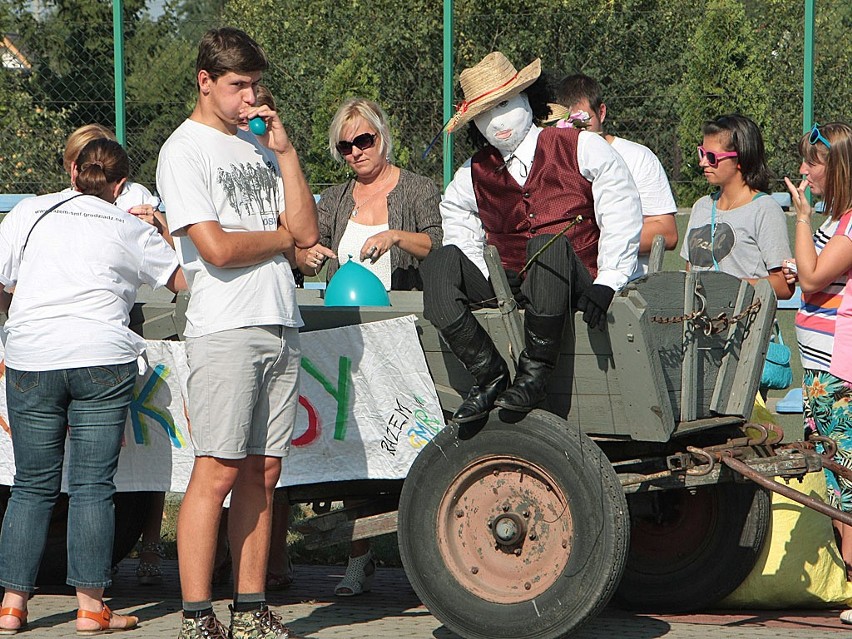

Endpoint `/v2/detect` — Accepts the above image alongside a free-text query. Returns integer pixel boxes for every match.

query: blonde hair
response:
[64,124,116,175]
[327,98,392,164]
[798,122,852,220]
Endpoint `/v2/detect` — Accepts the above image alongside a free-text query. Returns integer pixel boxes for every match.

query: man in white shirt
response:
[556,73,678,276]
[156,27,317,639]
[421,52,641,422]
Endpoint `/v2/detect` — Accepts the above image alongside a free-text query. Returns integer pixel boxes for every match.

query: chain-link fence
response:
[0,1,849,206]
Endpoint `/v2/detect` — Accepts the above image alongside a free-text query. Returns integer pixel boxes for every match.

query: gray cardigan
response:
[317,168,443,290]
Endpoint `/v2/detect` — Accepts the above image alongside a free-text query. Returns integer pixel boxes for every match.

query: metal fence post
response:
[802,0,815,133]
[113,0,126,145]
[442,0,454,189]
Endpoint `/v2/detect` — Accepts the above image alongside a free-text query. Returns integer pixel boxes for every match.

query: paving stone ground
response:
[11,560,851,638]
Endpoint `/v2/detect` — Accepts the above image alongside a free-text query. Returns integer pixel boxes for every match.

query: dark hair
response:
[255,84,276,111]
[196,27,268,85]
[702,114,772,192]
[555,73,604,115]
[75,139,129,198]
[465,75,552,150]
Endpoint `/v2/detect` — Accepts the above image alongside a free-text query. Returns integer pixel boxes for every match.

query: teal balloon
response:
[249,117,267,135]
[324,259,390,307]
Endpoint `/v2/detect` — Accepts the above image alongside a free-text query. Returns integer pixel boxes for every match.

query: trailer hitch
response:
[785,435,852,484]
[675,441,852,527]
[718,452,852,527]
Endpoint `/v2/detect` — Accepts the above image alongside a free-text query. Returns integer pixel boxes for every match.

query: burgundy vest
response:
[471,127,599,276]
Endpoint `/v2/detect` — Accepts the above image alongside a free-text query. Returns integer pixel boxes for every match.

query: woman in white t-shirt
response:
[0,139,183,633]
[63,123,174,248]
[64,124,174,587]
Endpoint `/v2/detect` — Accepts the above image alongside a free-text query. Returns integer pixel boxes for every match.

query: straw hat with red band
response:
[445,52,542,133]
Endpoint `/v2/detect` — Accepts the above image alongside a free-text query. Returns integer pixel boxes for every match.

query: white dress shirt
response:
[441,125,642,291]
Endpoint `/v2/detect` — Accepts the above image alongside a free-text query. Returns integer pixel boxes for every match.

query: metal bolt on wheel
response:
[436,456,572,603]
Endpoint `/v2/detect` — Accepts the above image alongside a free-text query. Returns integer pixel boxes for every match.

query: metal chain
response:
[651,298,762,336]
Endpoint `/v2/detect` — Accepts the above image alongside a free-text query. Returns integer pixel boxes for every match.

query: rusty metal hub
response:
[492,512,525,546]
[436,455,572,604]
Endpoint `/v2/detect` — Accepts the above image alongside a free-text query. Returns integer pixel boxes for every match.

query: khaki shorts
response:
[185,325,300,459]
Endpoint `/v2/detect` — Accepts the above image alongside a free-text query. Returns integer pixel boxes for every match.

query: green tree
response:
[0,0,221,194]
[674,0,772,203]
[0,78,70,194]
[0,1,70,194]
[124,0,216,189]
[226,0,444,187]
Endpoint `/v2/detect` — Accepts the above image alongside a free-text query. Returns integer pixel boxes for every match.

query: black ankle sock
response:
[232,593,265,613]
[182,607,214,619]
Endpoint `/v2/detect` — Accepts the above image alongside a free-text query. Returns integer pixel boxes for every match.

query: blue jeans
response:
[0,363,136,592]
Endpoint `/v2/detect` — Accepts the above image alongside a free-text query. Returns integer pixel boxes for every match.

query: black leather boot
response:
[494,312,566,413]
[440,312,510,423]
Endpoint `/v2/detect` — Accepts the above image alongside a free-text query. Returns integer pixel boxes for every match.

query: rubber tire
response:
[398,409,630,639]
[614,482,771,612]
[0,486,152,585]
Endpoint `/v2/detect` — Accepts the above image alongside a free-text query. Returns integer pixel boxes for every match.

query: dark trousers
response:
[422,235,593,329]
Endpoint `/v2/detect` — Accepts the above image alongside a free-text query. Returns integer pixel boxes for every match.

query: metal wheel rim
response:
[436,455,573,604]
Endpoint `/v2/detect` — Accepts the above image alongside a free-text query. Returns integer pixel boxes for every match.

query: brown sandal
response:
[266,557,295,591]
[0,607,27,634]
[76,604,138,635]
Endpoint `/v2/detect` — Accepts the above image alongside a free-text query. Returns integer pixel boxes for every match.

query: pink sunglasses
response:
[697,145,738,168]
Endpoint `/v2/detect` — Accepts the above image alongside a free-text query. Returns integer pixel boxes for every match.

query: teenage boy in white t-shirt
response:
[556,74,678,277]
[156,27,317,639]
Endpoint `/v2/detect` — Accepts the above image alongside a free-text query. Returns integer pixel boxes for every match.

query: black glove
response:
[576,284,615,331]
[504,269,523,298]
[503,269,529,308]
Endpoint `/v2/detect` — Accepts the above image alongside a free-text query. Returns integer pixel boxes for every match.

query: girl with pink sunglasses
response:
[680,114,793,301]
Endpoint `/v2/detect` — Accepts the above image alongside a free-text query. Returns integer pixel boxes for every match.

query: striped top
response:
[796,214,847,371]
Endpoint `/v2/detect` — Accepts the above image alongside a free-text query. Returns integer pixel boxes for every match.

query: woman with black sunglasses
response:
[294,97,441,596]
[680,114,793,300]
[784,122,852,607]
[296,97,442,291]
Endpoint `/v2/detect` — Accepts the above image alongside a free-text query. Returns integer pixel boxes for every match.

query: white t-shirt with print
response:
[63,181,159,212]
[610,137,677,277]
[680,194,790,279]
[0,191,179,370]
[156,119,301,338]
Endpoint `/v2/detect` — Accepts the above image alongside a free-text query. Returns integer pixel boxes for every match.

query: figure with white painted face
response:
[421,52,641,423]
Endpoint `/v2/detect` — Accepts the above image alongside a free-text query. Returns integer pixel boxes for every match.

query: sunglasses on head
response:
[808,123,831,149]
[336,132,377,156]
[697,145,738,168]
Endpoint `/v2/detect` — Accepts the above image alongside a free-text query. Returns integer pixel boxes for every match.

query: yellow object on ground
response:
[720,396,852,608]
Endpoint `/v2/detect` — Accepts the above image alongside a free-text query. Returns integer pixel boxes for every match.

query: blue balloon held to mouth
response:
[324,259,390,307]
[249,117,267,135]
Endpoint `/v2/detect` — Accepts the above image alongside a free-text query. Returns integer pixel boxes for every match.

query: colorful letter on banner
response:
[0,315,444,490]
[301,355,351,441]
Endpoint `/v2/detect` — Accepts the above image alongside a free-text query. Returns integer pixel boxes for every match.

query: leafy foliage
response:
[0,0,848,208]
[0,80,70,193]
[674,0,772,202]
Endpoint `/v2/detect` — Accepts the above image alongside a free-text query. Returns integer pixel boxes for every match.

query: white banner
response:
[0,315,444,491]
